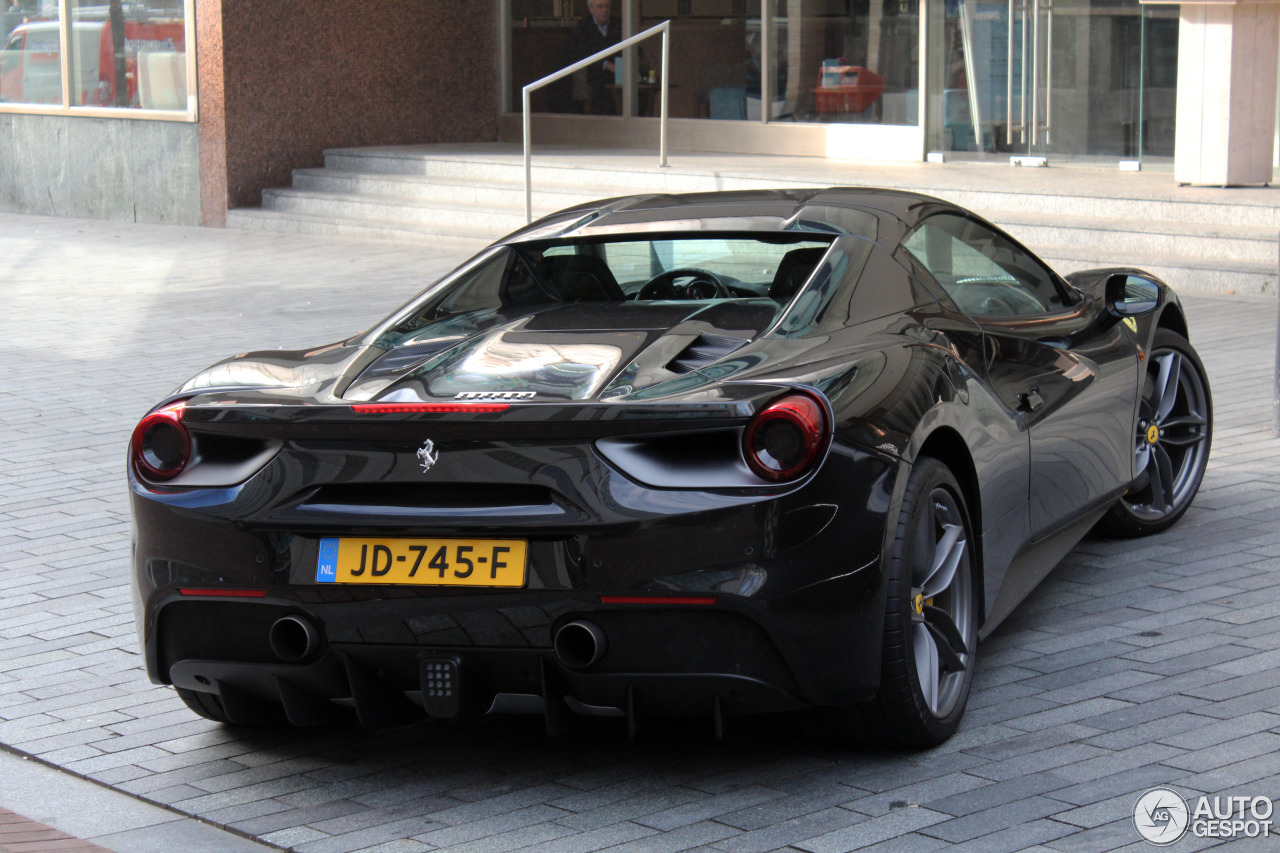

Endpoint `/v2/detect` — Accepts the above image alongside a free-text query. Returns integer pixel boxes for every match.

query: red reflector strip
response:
[599,596,717,606]
[350,403,510,414]
[178,589,267,598]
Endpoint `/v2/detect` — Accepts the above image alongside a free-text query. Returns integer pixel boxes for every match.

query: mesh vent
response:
[667,333,747,375]
[362,339,457,379]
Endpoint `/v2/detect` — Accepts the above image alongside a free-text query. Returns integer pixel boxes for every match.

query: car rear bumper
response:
[165,636,810,730]
[132,441,902,722]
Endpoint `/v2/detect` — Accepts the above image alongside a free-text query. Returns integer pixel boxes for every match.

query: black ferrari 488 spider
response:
[130,188,1212,746]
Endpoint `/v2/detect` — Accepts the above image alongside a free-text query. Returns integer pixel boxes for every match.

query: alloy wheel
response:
[1123,345,1211,523]
[909,487,974,719]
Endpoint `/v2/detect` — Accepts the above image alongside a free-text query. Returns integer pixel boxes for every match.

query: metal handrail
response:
[522,20,671,223]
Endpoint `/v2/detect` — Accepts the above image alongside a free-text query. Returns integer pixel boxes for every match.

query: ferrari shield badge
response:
[416,439,439,473]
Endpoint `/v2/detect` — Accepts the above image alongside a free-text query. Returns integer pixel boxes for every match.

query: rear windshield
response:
[382,234,834,343]
[531,236,833,302]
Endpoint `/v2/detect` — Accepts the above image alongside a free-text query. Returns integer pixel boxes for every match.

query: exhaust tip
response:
[269,614,322,663]
[554,620,608,670]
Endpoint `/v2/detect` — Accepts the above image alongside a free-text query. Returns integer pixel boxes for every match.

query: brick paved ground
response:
[1,212,1278,853]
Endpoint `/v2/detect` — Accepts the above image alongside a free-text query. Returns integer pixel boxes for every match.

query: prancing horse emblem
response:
[416,439,439,473]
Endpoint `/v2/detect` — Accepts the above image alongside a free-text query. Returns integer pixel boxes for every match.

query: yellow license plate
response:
[315,537,527,587]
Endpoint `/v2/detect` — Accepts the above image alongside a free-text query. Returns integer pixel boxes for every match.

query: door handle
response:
[1018,387,1045,413]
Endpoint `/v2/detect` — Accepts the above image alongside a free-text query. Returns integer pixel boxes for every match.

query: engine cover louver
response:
[361,339,458,379]
[667,333,748,375]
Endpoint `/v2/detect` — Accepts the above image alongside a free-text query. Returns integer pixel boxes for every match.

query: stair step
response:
[322,146,1280,228]
[1039,245,1275,294]
[997,213,1278,265]
[225,144,1280,296]
[929,188,1280,230]
[998,210,1277,242]
[291,169,606,209]
[260,189,528,236]
[322,149,759,195]
[225,208,494,250]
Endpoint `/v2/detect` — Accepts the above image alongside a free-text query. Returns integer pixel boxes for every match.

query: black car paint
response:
[130,188,1187,727]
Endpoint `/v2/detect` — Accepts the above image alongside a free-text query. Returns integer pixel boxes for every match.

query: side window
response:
[900,214,1067,317]
[0,34,20,76]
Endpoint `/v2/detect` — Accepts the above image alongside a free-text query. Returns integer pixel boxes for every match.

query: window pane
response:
[0,3,62,106]
[773,0,920,125]
[591,236,831,295]
[514,0,627,115]
[902,214,1064,316]
[67,0,186,109]
[638,0,761,121]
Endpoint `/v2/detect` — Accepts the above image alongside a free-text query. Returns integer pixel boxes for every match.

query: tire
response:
[813,457,979,748]
[1097,329,1212,538]
[175,686,233,724]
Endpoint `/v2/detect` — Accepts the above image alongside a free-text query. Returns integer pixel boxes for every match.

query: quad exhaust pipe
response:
[269,614,322,663]
[553,620,607,669]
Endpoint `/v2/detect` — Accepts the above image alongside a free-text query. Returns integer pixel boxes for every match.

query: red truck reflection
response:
[0,18,184,106]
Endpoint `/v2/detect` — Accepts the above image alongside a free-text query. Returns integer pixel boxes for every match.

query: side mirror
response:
[1105,273,1159,317]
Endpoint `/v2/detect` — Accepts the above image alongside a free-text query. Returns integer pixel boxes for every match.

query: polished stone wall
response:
[199,0,499,225]
[0,114,200,224]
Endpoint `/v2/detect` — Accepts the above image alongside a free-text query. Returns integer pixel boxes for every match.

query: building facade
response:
[509,0,1181,165]
[0,0,1267,226]
[1,0,498,225]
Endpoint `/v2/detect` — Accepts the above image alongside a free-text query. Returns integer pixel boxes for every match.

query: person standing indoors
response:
[553,0,623,114]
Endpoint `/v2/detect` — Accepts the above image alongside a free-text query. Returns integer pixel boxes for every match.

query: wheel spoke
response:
[1134,442,1150,477]
[921,522,965,599]
[924,621,966,674]
[923,604,969,659]
[912,622,939,714]
[1160,413,1208,447]
[1152,352,1182,423]
[1151,443,1176,513]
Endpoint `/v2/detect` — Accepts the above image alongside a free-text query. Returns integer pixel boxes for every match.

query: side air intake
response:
[360,338,460,380]
[667,333,747,375]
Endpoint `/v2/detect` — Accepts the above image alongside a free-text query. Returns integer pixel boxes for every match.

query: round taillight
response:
[131,402,190,481]
[743,392,828,482]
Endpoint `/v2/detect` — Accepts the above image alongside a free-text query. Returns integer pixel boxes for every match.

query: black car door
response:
[900,213,1139,539]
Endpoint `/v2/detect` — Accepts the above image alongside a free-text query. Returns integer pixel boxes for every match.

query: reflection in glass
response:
[772,0,920,125]
[637,0,758,120]
[66,0,186,109]
[513,0,628,115]
[925,0,1176,162]
[437,335,625,400]
[0,1,61,105]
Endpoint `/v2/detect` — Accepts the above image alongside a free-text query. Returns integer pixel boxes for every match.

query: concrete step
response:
[224,145,1280,295]
[322,148,762,196]
[999,213,1278,265]
[286,166,1280,266]
[1040,244,1275,295]
[322,146,1280,229]
[291,169,605,210]
[926,187,1280,231]
[225,207,492,253]
[260,188,531,236]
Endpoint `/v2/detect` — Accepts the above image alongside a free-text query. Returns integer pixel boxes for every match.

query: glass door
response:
[503,0,927,161]
[926,0,1178,167]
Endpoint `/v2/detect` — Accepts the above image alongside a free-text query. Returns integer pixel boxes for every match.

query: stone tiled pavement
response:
[0,808,113,852]
[1,211,1279,853]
